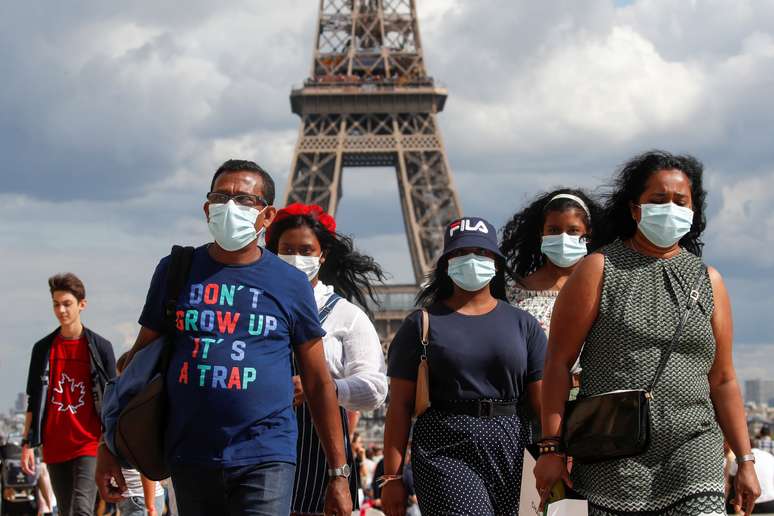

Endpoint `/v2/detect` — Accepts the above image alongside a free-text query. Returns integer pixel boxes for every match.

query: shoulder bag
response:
[414,308,430,417]
[102,245,194,480]
[561,266,706,464]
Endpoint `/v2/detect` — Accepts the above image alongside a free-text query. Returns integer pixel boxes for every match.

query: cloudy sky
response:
[2,0,773,410]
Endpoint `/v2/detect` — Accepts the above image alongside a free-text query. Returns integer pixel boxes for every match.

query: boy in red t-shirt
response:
[21,273,116,516]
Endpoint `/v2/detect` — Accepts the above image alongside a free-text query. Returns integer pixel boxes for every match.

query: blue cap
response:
[442,217,504,260]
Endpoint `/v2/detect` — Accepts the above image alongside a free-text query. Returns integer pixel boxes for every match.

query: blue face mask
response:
[541,233,588,268]
[637,203,694,248]
[447,254,497,292]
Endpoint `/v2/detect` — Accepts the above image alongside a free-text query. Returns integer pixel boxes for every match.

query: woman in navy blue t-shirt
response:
[381,217,547,516]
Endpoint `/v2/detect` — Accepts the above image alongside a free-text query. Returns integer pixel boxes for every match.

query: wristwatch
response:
[736,453,756,465]
[327,464,351,479]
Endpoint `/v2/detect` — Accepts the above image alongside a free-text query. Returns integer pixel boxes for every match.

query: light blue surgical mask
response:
[447,254,497,292]
[637,203,694,248]
[541,233,588,268]
[207,200,266,251]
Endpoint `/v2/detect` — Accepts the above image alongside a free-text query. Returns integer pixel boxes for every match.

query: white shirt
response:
[121,468,164,499]
[729,448,774,503]
[314,282,388,411]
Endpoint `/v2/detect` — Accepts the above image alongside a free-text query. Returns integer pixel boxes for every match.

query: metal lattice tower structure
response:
[284,0,462,285]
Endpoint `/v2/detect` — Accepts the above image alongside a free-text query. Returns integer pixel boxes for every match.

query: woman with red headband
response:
[266,203,388,515]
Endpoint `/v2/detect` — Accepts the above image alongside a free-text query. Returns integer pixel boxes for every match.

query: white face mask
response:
[447,254,497,292]
[541,233,588,268]
[637,203,694,248]
[207,200,265,252]
[279,254,322,281]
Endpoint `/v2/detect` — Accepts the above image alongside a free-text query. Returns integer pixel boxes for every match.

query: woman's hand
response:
[292,375,304,407]
[534,454,571,509]
[382,479,408,516]
[733,461,761,515]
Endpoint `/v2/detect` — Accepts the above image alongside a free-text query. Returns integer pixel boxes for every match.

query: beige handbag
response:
[414,309,431,417]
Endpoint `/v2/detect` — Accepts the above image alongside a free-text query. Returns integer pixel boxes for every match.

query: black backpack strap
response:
[164,245,195,335]
[647,265,707,396]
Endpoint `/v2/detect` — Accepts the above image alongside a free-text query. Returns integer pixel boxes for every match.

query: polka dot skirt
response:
[411,407,529,515]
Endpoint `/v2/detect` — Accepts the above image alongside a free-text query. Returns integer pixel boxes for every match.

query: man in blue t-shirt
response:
[96,160,352,516]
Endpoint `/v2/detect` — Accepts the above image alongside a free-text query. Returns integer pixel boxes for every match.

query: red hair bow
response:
[267,203,337,243]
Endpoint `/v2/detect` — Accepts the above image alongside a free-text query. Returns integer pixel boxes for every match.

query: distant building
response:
[745,379,774,407]
[13,392,26,414]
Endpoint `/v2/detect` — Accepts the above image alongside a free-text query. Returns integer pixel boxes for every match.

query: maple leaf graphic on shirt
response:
[51,373,86,414]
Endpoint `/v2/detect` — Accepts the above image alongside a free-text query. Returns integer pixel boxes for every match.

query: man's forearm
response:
[126,327,161,364]
[23,411,32,439]
[303,373,347,467]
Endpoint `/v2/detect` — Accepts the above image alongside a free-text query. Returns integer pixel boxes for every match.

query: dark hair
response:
[210,159,276,205]
[416,254,508,307]
[601,150,707,256]
[500,188,603,280]
[265,214,386,316]
[48,273,86,302]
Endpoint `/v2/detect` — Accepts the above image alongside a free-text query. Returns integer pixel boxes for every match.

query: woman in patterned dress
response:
[535,151,761,515]
[500,189,602,399]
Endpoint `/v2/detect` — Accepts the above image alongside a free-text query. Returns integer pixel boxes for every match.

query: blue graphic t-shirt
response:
[139,245,325,467]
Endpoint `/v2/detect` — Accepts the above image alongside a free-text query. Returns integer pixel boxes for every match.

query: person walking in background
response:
[500,188,602,399]
[95,160,352,516]
[756,427,773,455]
[535,150,761,514]
[265,202,388,515]
[381,217,546,516]
[20,273,116,516]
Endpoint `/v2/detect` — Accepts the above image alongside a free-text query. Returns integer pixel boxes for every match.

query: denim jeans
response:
[47,455,97,516]
[117,494,165,516]
[171,461,295,516]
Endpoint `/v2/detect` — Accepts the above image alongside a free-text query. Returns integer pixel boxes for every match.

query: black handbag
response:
[561,267,705,464]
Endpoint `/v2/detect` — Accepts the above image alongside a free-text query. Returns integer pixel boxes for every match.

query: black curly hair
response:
[499,188,602,280]
[416,253,508,307]
[601,150,707,256]
[265,214,386,316]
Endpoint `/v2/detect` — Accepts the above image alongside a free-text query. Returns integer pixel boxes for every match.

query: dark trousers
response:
[47,455,98,516]
[172,461,295,516]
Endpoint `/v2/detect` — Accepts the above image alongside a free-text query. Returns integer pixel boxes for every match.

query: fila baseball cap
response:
[442,217,505,260]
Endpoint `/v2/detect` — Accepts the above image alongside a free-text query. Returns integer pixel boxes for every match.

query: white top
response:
[509,285,582,375]
[314,282,388,412]
[121,468,164,499]
[729,448,774,504]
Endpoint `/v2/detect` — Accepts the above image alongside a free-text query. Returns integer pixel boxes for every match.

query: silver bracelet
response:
[735,453,756,465]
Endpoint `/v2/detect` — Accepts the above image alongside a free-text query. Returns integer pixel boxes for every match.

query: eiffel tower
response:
[284,0,462,357]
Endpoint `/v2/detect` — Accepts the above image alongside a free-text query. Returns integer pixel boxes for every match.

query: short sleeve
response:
[290,278,326,346]
[524,314,547,383]
[386,310,423,381]
[138,257,170,333]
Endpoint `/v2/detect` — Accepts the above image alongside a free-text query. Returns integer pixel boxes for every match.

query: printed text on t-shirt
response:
[174,283,278,391]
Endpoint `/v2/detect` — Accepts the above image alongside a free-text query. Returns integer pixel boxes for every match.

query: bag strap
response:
[318,293,342,324]
[647,266,707,396]
[163,245,195,335]
[419,309,429,361]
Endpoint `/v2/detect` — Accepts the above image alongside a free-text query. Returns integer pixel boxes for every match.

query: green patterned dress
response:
[572,240,726,515]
